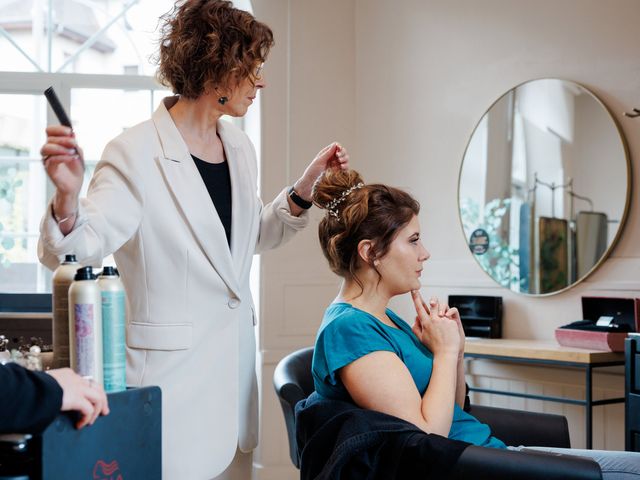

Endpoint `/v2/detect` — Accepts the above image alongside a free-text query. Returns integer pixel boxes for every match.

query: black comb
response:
[44,86,72,128]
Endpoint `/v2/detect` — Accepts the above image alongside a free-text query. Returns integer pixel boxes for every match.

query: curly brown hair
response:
[156,0,274,99]
[312,169,420,292]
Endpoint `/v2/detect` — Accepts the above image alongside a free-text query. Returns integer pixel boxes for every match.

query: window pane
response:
[0,88,157,294]
[0,37,40,73]
[0,93,48,293]
[71,88,152,162]
[0,0,46,73]
[53,0,173,75]
[0,0,175,75]
[153,89,173,111]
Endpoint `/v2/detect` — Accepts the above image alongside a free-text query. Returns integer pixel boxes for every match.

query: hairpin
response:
[325,182,364,221]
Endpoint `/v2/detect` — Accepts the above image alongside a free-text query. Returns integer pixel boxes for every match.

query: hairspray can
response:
[68,266,103,386]
[98,266,126,393]
[51,254,80,368]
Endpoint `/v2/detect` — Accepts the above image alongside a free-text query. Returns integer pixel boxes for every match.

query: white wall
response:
[353,0,639,335]
[252,1,356,478]
[255,0,639,477]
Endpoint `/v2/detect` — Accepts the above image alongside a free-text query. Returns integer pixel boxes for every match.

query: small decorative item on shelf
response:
[8,348,42,371]
[0,335,10,365]
[0,336,48,371]
[15,336,52,354]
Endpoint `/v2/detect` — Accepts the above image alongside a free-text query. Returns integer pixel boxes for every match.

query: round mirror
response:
[458,78,630,295]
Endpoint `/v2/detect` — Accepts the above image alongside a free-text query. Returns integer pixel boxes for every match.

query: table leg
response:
[586,365,593,449]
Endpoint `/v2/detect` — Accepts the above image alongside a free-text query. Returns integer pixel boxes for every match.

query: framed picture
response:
[538,217,568,293]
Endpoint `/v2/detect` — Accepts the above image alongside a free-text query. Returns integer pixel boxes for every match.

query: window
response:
[0,81,170,294]
[0,1,261,301]
[0,0,171,76]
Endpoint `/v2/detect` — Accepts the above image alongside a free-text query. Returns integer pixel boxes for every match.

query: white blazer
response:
[39,96,308,479]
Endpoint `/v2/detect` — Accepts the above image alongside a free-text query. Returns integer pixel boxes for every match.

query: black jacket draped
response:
[296,392,470,480]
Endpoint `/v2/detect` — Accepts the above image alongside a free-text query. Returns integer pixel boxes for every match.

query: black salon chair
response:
[273,347,602,480]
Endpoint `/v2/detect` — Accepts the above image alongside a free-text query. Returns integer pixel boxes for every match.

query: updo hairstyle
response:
[156,0,274,99]
[312,169,420,289]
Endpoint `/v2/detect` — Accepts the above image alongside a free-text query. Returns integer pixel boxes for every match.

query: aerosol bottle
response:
[68,266,103,386]
[98,266,126,393]
[51,254,80,368]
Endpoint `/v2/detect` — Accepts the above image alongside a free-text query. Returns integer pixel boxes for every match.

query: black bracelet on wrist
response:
[288,186,313,209]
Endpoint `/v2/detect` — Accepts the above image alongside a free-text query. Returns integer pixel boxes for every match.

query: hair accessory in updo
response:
[326,182,364,220]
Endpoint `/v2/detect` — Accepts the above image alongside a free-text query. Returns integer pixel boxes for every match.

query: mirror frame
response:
[457,77,632,296]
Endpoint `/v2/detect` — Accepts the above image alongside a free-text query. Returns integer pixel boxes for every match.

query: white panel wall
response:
[252,1,356,478]
[354,0,636,453]
[254,0,639,477]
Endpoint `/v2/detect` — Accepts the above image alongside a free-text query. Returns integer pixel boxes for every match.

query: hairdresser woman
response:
[37,1,348,478]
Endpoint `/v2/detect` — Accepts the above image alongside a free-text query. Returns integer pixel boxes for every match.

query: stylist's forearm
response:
[287,177,314,217]
[53,192,79,235]
[285,195,304,217]
[293,178,314,201]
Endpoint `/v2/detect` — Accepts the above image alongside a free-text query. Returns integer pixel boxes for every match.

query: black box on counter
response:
[448,295,503,338]
[0,386,161,479]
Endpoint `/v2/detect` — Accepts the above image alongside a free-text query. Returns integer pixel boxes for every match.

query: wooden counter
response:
[465,338,625,364]
[464,337,626,449]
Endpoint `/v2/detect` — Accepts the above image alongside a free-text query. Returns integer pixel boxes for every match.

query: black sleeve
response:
[0,363,63,434]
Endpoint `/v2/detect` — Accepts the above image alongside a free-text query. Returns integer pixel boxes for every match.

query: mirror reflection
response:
[459,79,629,295]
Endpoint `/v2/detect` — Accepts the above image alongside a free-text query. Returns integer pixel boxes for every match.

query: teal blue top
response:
[312,302,506,449]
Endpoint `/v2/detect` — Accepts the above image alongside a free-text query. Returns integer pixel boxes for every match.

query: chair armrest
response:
[450,445,602,480]
[469,404,571,448]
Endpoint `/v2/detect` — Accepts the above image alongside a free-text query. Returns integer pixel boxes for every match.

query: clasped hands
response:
[411,290,465,358]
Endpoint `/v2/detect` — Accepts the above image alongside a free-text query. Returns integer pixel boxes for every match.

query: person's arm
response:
[253,143,349,253]
[38,130,145,270]
[340,294,461,437]
[40,126,84,236]
[455,356,466,409]
[0,363,63,433]
[46,368,109,429]
[428,298,467,409]
[340,350,459,437]
[450,307,466,409]
[0,364,109,434]
[286,142,350,217]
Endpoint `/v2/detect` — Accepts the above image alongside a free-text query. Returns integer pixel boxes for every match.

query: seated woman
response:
[309,168,640,479]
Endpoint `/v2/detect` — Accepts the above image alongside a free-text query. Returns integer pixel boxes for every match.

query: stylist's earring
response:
[218,96,228,105]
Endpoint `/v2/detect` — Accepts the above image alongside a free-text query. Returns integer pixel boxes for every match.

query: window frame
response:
[0,71,164,304]
[0,72,258,313]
